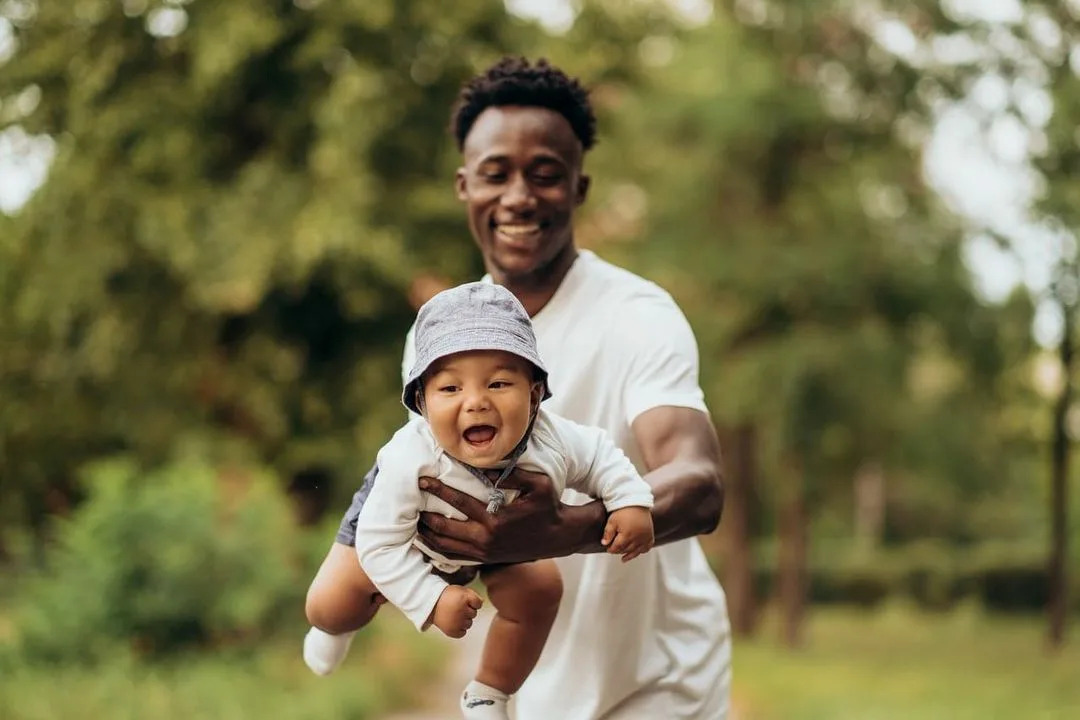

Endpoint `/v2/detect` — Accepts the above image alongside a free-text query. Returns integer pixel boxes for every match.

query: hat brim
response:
[402,326,551,414]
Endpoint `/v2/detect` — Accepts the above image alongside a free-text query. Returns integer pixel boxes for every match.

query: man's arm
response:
[632,405,724,544]
[415,405,723,563]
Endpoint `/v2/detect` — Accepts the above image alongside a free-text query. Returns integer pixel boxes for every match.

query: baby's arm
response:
[558,417,656,561]
[355,425,481,634]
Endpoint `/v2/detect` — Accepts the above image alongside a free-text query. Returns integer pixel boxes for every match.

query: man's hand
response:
[430,585,483,639]
[416,468,607,565]
[601,506,654,562]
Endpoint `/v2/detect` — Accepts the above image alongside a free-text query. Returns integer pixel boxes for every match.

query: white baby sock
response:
[303,627,355,676]
[460,680,510,720]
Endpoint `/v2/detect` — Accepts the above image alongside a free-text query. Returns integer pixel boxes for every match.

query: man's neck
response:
[490,245,579,317]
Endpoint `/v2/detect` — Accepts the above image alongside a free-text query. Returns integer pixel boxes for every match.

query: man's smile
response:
[492,221,546,249]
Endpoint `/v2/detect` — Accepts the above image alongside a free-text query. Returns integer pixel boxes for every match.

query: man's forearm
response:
[563,460,723,554]
[645,458,724,545]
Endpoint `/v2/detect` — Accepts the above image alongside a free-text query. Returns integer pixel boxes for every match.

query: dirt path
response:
[383,609,746,719]
[382,609,492,719]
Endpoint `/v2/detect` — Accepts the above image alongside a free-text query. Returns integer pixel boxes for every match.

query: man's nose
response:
[500,173,537,212]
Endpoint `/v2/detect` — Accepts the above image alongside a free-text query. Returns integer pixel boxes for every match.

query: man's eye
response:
[532,173,561,185]
[481,172,506,183]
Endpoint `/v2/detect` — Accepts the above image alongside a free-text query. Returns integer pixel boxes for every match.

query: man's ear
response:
[575,174,590,206]
[455,168,468,201]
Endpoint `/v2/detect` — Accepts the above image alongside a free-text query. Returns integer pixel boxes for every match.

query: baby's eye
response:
[489,381,512,389]
[438,385,460,393]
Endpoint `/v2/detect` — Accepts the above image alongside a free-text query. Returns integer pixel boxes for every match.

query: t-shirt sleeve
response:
[354,423,446,631]
[618,293,708,425]
[555,415,654,512]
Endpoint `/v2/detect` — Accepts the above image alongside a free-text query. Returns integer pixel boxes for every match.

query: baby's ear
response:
[530,381,545,408]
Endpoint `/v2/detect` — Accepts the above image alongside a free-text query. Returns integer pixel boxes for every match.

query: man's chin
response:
[487,252,544,280]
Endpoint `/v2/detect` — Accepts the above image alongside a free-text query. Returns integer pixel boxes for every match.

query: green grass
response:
[732,603,1080,720]
[0,613,448,720]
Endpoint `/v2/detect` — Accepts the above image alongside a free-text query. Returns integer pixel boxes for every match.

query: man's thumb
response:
[466,589,484,609]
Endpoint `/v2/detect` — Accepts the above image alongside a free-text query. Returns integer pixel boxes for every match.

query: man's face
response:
[456,106,590,280]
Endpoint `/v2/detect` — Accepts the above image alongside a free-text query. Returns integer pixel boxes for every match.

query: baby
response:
[303,282,655,719]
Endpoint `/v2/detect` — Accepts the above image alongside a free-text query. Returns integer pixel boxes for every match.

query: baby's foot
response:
[460,680,510,719]
[303,627,355,676]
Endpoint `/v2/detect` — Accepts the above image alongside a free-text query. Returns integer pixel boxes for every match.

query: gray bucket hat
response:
[402,281,551,414]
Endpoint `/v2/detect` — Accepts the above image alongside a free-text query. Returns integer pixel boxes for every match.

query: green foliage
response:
[0,615,449,720]
[733,607,1080,719]
[0,0,531,535]
[0,0,1068,653]
[573,5,1034,539]
[742,540,1073,615]
[14,457,301,663]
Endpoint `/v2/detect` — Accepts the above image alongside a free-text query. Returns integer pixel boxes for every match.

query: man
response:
[307,57,731,719]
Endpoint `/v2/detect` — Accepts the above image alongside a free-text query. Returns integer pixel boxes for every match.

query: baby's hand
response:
[430,585,483,638]
[601,506,654,562]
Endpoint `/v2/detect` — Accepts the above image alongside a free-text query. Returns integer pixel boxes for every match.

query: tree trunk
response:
[853,461,885,553]
[778,456,808,648]
[1048,301,1073,650]
[723,423,759,637]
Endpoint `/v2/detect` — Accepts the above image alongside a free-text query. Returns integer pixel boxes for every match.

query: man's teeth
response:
[497,225,541,236]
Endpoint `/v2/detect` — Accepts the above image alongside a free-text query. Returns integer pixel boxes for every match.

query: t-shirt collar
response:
[480,249,593,327]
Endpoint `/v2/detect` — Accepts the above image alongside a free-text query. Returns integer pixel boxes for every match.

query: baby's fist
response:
[601,506,655,562]
[430,585,483,638]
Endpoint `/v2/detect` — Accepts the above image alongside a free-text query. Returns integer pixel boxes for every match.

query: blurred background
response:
[0,0,1078,718]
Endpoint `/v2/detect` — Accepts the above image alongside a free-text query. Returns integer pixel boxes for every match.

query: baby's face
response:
[421,350,539,467]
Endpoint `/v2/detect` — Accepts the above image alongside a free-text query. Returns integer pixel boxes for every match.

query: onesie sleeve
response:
[554,414,655,512]
[354,422,447,631]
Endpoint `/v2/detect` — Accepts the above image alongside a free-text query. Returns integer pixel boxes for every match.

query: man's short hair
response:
[450,56,597,152]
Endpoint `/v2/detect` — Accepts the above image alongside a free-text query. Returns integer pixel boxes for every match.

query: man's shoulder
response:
[577,252,693,334]
[579,250,673,305]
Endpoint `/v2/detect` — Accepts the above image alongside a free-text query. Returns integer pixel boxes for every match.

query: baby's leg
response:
[303,542,385,675]
[306,542,385,632]
[461,560,563,718]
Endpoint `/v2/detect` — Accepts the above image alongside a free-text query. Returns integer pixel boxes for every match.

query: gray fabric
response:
[401,282,551,414]
[335,463,378,546]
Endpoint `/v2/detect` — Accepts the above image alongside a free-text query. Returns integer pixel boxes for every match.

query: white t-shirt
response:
[354,407,654,632]
[401,250,732,719]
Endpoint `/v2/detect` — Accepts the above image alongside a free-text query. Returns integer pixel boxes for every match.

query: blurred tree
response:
[0,0,1054,654]
[1020,0,1080,651]
[868,0,1079,649]
[0,0,532,542]
[563,1,1029,645]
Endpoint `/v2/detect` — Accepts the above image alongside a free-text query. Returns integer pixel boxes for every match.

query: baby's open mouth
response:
[463,425,497,446]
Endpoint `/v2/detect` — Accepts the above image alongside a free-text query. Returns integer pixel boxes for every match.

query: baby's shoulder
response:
[530,408,602,455]
[378,419,443,474]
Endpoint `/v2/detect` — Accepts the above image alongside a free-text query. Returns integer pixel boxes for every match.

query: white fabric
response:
[302,627,354,676]
[354,406,654,631]
[400,250,731,719]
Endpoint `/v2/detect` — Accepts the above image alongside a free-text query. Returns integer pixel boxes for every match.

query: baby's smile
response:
[463,424,498,449]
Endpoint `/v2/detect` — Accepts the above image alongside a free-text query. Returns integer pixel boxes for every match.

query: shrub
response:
[15,457,302,664]
[734,540,1070,615]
